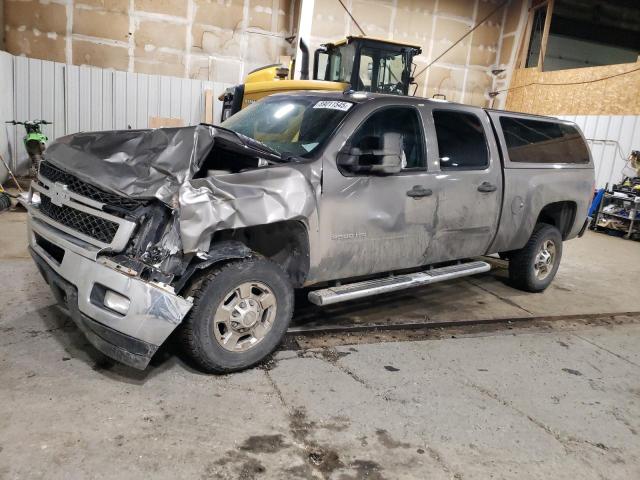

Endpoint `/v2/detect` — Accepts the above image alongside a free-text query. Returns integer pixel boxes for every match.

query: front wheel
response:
[180,257,294,373]
[508,223,563,292]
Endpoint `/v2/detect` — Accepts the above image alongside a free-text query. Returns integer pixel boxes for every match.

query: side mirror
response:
[337,132,404,175]
[370,132,403,174]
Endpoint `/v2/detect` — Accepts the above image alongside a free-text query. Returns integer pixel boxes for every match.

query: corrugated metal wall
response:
[558,115,640,188]
[0,52,14,181]
[0,51,232,176]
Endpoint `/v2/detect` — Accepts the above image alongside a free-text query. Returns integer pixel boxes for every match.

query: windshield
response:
[220,97,354,157]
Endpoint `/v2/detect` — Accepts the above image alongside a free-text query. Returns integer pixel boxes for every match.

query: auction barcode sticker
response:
[313,101,353,111]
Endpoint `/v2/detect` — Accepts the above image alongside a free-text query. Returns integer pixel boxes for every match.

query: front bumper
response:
[27,207,192,370]
[31,248,159,369]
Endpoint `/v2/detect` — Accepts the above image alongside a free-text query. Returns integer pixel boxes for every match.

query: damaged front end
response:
[26,124,316,369]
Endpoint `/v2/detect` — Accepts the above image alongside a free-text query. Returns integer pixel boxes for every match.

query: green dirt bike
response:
[6,120,52,175]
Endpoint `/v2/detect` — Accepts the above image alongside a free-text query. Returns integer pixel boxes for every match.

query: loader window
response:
[324,43,356,83]
[359,47,407,95]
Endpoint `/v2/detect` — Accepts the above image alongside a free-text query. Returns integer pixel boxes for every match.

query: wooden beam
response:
[538,0,554,71]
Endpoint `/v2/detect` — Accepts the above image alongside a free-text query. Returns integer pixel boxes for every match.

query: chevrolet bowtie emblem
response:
[50,182,70,207]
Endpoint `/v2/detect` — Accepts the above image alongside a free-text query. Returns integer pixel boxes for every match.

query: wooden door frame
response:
[516,0,555,70]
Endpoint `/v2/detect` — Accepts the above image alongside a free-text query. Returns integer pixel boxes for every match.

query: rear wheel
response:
[508,223,562,292]
[180,257,294,373]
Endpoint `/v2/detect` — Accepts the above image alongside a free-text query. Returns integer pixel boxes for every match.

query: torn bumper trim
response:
[578,216,591,238]
[30,248,156,369]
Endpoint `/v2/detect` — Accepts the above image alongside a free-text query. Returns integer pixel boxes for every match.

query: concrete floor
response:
[1,210,640,479]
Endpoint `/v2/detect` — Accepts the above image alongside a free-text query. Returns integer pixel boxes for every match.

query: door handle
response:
[406,185,433,198]
[477,181,497,193]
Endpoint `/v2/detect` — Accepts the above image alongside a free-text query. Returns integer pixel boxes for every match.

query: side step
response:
[307,260,491,306]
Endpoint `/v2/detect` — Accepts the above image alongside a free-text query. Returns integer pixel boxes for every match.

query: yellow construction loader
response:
[219,36,422,121]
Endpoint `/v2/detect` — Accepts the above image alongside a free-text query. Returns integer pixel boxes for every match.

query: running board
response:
[307,261,491,306]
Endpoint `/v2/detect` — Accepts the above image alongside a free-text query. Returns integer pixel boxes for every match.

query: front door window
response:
[348,107,425,170]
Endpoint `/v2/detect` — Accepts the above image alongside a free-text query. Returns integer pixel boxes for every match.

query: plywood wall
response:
[308,0,527,107]
[505,63,640,115]
[3,0,296,83]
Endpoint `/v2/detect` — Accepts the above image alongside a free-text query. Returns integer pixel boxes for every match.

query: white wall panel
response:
[1,52,232,177]
[90,68,103,132]
[13,56,29,166]
[79,66,92,130]
[0,52,15,182]
[559,115,640,188]
[65,65,80,136]
[101,71,114,132]
[52,63,66,141]
[136,74,149,129]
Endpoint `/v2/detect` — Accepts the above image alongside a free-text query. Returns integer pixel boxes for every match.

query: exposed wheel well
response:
[212,220,310,288]
[536,201,576,239]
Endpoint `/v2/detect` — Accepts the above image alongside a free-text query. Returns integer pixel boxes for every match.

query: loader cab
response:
[220,36,421,121]
[313,37,421,96]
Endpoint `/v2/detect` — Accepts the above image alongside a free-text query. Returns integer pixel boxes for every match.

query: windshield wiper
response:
[280,151,302,163]
[242,136,282,159]
[204,124,283,161]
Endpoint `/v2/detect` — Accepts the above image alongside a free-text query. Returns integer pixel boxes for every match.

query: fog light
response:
[103,290,130,315]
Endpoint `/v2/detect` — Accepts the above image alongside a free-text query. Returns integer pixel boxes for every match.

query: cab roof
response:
[330,35,422,52]
[265,90,570,123]
[267,89,462,107]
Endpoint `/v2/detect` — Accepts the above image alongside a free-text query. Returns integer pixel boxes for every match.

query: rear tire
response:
[180,257,294,373]
[508,223,562,292]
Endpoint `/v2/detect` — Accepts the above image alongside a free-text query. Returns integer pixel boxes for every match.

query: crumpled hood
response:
[44,125,216,205]
[42,125,318,254]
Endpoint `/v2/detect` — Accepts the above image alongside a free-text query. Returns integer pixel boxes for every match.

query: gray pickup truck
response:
[25,92,594,372]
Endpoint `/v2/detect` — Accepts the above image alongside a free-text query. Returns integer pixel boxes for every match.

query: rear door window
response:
[499,117,589,164]
[433,110,489,170]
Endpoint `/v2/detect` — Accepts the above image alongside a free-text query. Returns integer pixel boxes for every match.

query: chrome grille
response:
[39,194,119,244]
[39,162,144,211]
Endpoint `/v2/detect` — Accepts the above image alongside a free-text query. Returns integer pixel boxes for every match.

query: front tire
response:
[180,257,294,373]
[508,223,563,292]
